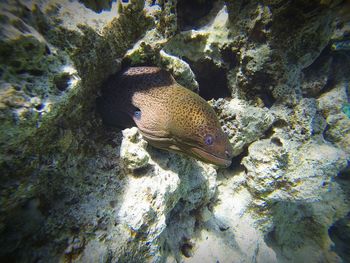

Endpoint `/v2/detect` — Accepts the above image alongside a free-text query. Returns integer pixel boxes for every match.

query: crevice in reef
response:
[220,44,239,68]
[242,72,276,108]
[329,212,350,262]
[188,58,231,100]
[78,0,114,13]
[328,164,350,262]
[176,0,218,30]
[301,46,332,98]
[228,147,248,171]
[315,46,350,97]
[1,0,350,262]
[256,90,276,109]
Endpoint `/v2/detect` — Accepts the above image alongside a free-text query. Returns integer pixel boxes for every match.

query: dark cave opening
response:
[329,212,350,262]
[189,58,231,100]
[120,58,231,101]
[228,147,248,171]
[220,45,239,68]
[53,73,71,92]
[177,0,217,30]
[328,163,350,263]
[79,0,114,13]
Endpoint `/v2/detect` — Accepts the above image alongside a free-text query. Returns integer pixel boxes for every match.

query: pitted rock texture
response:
[0,0,349,262]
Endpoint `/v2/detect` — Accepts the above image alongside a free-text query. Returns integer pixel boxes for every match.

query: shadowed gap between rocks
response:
[160,162,220,261]
[264,200,330,262]
[79,0,115,13]
[100,61,231,107]
[185,58,231,100]
[161,175,242,261]
[329,213,350,262]
[328,164,350,263]
[177,0,217,30]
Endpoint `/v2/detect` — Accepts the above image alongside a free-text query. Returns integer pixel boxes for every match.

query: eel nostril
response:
[225,150,231,158]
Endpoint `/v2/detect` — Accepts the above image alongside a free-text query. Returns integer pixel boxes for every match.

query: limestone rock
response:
[111,127,218,262]
[159,50,199,92]
[0,0,350,262]
[318,82,350,154]
[120,127,150,171]
[242,137,349,262]
[212,98,275,157]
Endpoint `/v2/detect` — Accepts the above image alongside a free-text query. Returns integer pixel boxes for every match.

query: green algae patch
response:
[0,2,156,258]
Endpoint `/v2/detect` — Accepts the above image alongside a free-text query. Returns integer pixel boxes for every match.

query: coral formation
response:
[0,0,349,262]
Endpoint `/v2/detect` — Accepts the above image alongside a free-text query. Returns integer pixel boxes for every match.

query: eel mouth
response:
[190,147,232,168]
[138,130,232,167]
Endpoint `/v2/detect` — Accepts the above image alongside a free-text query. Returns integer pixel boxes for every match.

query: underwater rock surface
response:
[0,0,349,262]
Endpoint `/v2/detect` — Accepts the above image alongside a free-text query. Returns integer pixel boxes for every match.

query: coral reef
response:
[0,0,349,262]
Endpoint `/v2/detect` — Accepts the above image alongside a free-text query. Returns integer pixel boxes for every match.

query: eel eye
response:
[134,110,141,120]
[204,134,214,145]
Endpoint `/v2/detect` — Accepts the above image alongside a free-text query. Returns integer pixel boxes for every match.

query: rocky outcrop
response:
[0,0,349,262]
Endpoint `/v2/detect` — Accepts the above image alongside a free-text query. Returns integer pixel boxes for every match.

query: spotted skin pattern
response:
[97,67,233,167]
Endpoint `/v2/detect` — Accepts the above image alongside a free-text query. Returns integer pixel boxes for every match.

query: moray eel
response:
[97,67,233,167]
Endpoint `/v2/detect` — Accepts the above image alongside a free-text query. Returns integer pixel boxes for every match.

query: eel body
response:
[97,67,233,167]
